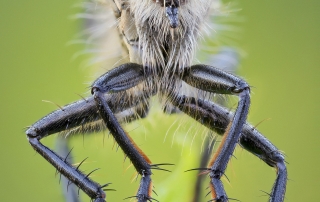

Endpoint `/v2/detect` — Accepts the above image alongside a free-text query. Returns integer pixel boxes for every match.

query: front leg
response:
[91,63,158,202]
[172,65,250,201]
[55,101,151,202]
[167,63,286,201]
[26,63,153,202]
[92,90,153,202]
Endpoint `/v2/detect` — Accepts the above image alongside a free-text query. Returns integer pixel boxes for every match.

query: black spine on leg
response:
[207,88,250,201]
[26,57,287,202]
[168,93,286,202]
[26,63,153,201]
[55,137,79,202]
[92,86,153,202]
[92,88,151,174]
[28,137,106,201]
[176,64,251,200]
[91,62,152,175]
[210,88,250,169]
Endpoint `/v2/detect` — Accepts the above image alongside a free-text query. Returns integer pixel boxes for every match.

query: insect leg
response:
[91,63,156,202]
[26,63,152,201]
[168,94,286,202]
[55,136,79,202]
[26,96,112,201]
[177,65,250,201]
[54,101,150,202]
[27,136,106,201]
[192,47,240,202]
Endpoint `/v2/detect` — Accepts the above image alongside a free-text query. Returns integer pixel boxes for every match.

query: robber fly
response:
[26,0,287,201]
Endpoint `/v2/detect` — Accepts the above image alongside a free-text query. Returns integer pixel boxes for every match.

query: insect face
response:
[118,0,212,83]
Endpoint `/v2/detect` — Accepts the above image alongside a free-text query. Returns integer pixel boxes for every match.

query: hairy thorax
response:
[117,0,212,77]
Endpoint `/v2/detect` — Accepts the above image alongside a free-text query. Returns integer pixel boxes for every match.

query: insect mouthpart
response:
[154,0,181,28]
[165,5,179,28]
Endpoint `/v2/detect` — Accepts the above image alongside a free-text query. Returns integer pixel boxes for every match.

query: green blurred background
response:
[1,0,319,201]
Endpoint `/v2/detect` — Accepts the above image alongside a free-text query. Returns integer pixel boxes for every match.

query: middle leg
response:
[178,65,286,201]
[168,93,287,202]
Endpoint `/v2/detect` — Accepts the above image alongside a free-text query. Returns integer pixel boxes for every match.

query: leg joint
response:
[91,86,102,95]
[231,80,250,94]
[26,127,42,139]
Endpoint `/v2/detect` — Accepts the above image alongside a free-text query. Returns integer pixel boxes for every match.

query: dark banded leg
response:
[93,87,152,171]
[173,64,250,201]
[26,95,111,201]
[191,48,240,202]
[209,90,250,201]
[168,94,286,202]
[91,63,155,201]
[26,63,155,202]
[28,138,107,201]
[27,97,151,202]
[54,101,150,202]
[55,136,79,202]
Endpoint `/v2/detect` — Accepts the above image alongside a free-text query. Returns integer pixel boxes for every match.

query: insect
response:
[26,0,287,201]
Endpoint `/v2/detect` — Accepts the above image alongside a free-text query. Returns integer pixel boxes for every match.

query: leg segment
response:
[191,48,240,202]
[54,102,150,202]
[92,88,152,183]
[91,63,156,202]
[26,96,110,201]
[174,64,250,201]
[26,63,155,201]
[55,136,79,202]
[28,137,106,201]
[168,94,286,202]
